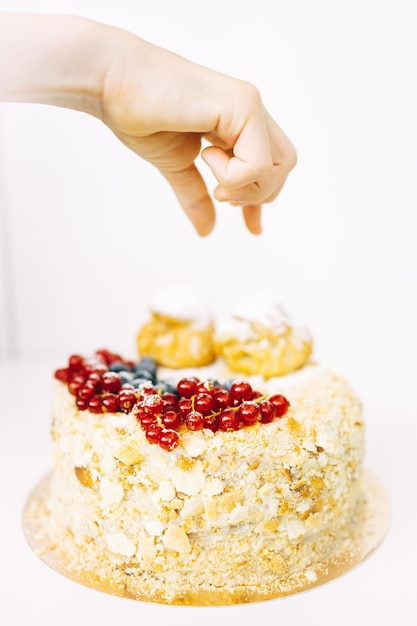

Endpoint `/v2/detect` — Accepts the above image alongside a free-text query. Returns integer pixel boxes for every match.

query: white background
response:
[0,1,416,625]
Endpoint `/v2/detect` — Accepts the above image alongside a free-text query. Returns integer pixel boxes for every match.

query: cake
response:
[41,294,366,605]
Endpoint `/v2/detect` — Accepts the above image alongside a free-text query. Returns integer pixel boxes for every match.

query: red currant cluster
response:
[54,350,290,452]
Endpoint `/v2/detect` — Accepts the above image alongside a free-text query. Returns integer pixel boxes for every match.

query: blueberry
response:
[131,377,154,389]
[157,379,179,395]
[119,371,134,384]
[134,357,157,375]
[135,369,156,383]
[109,361,131,373]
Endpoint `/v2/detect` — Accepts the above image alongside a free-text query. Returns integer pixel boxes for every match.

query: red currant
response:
[118,389,137,413]
[230,380,253,403]
[194,392,214,416]
[145,424,163,444]
[204,414,219,432]
[269,394,290,417]
[185,410,204,431]
[133,404,147,421]
[77,383,97,401]
[84,362,107,376]
[101,393,120,413]
[139,413,157,428]
[159,430,179,451]
[238,401,261,425]
[75,397,89,411]
[162,410,182,430]
[195,380,215,394]
[54,367,72,383]
[177,377,199,398]
[68,379,84,397]
[218,408,240,431]
[95,349,122,366]
[178,398,192,417]
[212,387,230,410]
[143,393,164,414]
[68,354,84,371]
[88,396,104,414]
[259,399,275,423]
[101,372,122,394]
[161,392,178,411]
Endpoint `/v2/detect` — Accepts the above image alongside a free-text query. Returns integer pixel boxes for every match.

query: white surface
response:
[0,342,416,625]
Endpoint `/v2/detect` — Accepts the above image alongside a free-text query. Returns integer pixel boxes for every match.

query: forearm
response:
[0,12,115,118]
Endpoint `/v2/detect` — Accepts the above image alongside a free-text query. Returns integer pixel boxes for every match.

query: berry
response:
[78,383,97,401]
[212,387,230,410]
[159,430,179,451]
[138,384,158,399]
[109,361,130,373]
[101,393,120,413]
[178,398,192,417]
[195,380,215,394]
[88,396,104,414]
[83,361,107,377]
[185,410,204,431]
[177,377,199,398]
[101,372,122,394]
[139,413,157,428]
[194,392,214,416]
[95,349,123,366]
[68,354,84,371]
[158,381,179,395]
[162,410,182,430]
[134,357,157,379]
[87,372,102,389]
[259,399,275,423]
[230,380,253,403]
[269,394,290,417]
[143,393,164,414]
[119,371,134,385]
[161,392,179,411]
[71,373,88,386]
[203,414,219,432]
[133,403,147,421]
[75,397,89,411]
[118,389,137,413]
[145,424,163,444]
[54,367,72,383]
[238,401,261,425]
[218,408,240,431]
[68,379,84,397]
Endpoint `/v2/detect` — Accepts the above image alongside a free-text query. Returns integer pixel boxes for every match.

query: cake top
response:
[54,349,290,453]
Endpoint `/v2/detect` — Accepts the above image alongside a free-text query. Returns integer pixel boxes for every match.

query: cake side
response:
[46,364,365,604]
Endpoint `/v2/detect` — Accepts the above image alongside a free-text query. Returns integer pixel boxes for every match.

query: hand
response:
[0,14,297,236]
[101,35,297,235]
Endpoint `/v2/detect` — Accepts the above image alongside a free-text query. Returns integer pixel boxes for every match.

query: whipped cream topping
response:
[215,292,311,342]
[149,283,213,327]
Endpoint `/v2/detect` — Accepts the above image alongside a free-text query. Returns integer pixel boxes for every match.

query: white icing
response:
[215,291,311,342]
[232,291,290,331]
[150,283,212,327]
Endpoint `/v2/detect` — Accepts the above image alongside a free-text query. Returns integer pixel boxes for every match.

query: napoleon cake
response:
[37,291,366,605]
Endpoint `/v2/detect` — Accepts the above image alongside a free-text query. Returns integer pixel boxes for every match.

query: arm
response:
[0,12,297,236]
